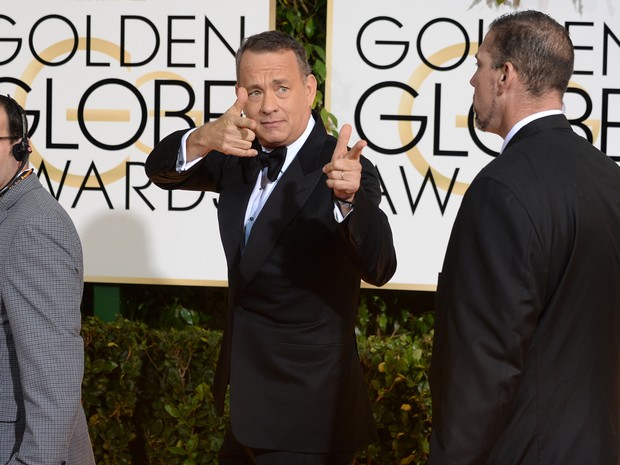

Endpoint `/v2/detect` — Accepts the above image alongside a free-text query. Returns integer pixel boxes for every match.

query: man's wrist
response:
[335,196,355,217]
[335,197,355,208]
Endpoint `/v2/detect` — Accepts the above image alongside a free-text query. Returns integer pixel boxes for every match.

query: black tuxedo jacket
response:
[146,112,397,453]
[430,114,620,464]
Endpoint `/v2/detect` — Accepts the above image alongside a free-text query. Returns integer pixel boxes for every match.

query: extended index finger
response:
[332,124,353,161]
[347,139,366,161]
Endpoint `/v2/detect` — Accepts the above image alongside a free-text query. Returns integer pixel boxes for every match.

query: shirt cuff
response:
[333,199,354,222]
[176,127,199,172]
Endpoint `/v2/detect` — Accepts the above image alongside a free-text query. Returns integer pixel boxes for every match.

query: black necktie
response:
[257,146,287,182]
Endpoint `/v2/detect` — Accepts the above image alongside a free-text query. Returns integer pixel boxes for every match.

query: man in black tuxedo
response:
[429,10,620,465]
[146,31,397,465]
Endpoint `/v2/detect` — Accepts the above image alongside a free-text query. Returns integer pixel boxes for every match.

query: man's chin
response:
[257,131,287,149]
[473,114,487,132]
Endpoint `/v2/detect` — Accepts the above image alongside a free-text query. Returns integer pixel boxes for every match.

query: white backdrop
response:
[1,1,618,290]
[0,0,273,286]
[327,0,620,290]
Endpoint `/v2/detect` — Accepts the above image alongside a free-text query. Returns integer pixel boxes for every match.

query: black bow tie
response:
[257,146,287,182]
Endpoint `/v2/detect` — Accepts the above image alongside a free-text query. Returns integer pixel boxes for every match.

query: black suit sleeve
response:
[337,156,397,287]
[145,129,226,192]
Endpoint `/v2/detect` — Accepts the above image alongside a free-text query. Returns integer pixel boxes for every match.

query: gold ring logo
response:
[15,37,194,187]
[399,42,477,196]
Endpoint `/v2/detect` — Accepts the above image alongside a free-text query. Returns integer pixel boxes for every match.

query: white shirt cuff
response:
[176,127,199,172]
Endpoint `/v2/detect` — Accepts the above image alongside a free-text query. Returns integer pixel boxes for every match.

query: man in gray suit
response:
[0,95,95,465]
[429,10,620,464]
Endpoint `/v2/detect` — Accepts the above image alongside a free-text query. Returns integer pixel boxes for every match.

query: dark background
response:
[81,282,435,330]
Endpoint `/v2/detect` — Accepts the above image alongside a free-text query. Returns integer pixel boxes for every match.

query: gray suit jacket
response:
[0,174,95,465]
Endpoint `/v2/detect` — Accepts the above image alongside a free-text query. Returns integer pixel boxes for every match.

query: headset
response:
[7,96,30,162]
[0,96,30,197]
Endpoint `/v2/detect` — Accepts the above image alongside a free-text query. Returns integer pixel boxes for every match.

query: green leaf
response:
[167,445,187,455]
[91,358,118,374]
[304,17,316,38]
[186,435,199,452]
[313,60,326,82]
[179,307,194,325]
[313,45,326,62]
[164,404,181,418]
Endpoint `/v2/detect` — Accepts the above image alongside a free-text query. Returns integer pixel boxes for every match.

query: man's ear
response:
[500,62,516,85]
[305,74,318,105]
[496,62,516,95]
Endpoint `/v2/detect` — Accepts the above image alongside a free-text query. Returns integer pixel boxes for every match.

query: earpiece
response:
[10,100,29,162]
[0,96,29,197]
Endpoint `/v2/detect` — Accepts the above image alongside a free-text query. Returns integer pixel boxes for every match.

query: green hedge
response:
[81,311,433,465]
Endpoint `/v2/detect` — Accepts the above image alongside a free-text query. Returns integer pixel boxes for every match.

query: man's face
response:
[237,49,317,149]
[470,33,502,135]
[0,108,19,190]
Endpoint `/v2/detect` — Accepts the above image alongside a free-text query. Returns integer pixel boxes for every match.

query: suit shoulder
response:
[11,180,81,243]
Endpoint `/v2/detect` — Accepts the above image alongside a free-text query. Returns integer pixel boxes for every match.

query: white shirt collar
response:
[262,112,315,172]
[501,109,563,153]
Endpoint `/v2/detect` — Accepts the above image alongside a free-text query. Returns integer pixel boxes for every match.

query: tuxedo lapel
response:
[234,111,331,290]
[238,156,324,289]
[218,158,258,268]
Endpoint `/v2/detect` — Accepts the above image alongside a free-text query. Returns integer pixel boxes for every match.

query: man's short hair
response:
[235,30,312,81]
[488,10,574,96]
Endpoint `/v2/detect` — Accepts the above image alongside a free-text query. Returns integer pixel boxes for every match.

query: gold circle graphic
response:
[399,42,477,196]
[15,39,189,188]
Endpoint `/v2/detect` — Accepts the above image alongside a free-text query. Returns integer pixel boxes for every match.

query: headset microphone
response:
[11,100,29,162]
[0,96,30,197]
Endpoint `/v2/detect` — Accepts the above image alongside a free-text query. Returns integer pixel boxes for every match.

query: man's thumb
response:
[230,87,248,115]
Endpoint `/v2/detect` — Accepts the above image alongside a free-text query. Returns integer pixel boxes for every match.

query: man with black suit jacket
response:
[0,95,96,464]
[146,31,397,465]
[429,10,620,465]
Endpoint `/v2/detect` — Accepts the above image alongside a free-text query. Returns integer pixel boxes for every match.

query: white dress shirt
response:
[500,109,563,153]
[175,116,351,233]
